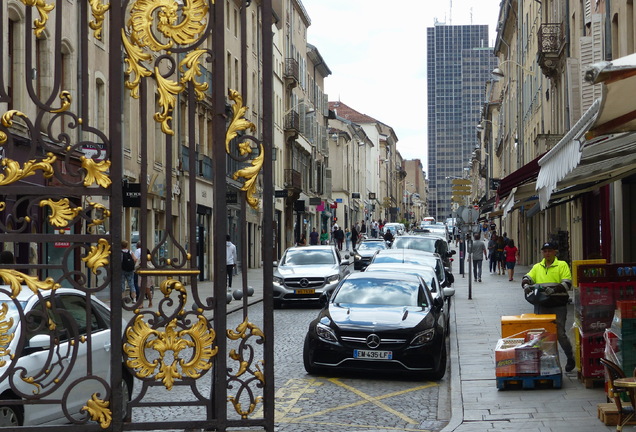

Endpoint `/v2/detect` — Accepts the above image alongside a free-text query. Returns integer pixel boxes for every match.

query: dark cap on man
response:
[541,241,557,250]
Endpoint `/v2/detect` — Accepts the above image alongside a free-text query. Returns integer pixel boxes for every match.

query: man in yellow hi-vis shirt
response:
[522,241,575,372]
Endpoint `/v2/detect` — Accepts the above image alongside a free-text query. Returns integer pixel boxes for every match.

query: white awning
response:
[536,100,600,209]
[585,53,636,139]
[501,188,516,220]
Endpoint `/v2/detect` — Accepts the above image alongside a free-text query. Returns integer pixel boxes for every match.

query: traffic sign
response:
[451,179,471,185]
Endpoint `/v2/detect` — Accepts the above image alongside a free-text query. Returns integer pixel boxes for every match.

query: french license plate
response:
[354,349,392,360]
[295,289,315,294]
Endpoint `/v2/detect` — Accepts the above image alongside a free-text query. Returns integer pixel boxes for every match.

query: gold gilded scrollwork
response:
[19,0,55,37]
[82,239,111,275]
[0,270,58,298]
[82,394,112,429]
[124,315,217,390]
[226,317,265,418]
[0,154,56,186]
[225,90,263,210]
[124,279,217,389]
[50,91,72,114]
[122,0,212,135]
[0,304,15,367]
[81,156,112,188]
[88,0,111,41]
[39,198,82,228]
[87,203,111,231]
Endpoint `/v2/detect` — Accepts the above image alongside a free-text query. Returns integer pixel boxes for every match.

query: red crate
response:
[580,355,604,378]
[617,301,636,319]
[578,282,615,306]
[616,283,636,302]
[574,306,615,333]
[580,331,606,358]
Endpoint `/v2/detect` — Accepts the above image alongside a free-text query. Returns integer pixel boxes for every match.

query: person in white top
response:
[226,235,238,289]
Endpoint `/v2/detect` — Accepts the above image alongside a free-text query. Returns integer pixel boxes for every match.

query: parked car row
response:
[272,234,456,381]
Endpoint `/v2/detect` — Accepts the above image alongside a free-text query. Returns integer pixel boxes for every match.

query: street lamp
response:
[492,60,536,79]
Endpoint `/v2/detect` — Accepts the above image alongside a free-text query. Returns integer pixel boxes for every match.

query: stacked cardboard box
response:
[495,329,560,378]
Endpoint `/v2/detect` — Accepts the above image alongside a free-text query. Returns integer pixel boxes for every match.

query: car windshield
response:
[282,249,335,266]
[333,278,426,307]
[393,237,440,253]
[358,242,386,251]
[373,254,435,267]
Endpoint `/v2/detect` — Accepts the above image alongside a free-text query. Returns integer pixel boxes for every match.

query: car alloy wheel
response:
[0,405,22,427]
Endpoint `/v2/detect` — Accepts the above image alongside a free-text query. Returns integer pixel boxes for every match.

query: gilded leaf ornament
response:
[81,156,112,188]
[50,91,72,114]
[225,90,262,210]
[39,198,82,228]
[124,313,216,390]
[19,0,55,37]
[0,304,15,367]
[87,202,111,231]
[0,154,56,186]
[123,0,212,135]
[88,0,111,41]
[82,394,112,429]
[82,239,111,275]
[0,270,58,298]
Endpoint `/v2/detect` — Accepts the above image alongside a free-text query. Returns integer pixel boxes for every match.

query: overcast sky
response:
[302,0,502,174]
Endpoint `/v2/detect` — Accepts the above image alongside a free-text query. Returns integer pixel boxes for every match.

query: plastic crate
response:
[573,259,606,288]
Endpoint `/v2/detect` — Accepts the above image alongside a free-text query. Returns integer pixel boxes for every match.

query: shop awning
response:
[496,152,546,199]
[536,100,600,208]
[535,53,636,209]
[585,53,636,139]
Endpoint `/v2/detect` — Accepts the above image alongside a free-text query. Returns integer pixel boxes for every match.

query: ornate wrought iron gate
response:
[0,0,274,430]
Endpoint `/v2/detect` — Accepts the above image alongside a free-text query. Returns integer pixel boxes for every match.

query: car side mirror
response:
[449,250,456,256]
[443,287,456,298]
[273,261,278,267]
[433,296,444,308]
[28,334,51,349]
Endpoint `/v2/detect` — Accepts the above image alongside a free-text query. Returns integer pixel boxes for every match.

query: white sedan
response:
[0,286,132,426]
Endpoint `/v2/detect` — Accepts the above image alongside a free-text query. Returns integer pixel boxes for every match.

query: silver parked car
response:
[273,245,351,307]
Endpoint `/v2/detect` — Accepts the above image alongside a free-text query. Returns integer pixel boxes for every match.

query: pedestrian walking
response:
[488,233,498,273]
[121,240,137,302]
[334,226,345,251]
[320,229,328,245]
[345,228,351,251]
[351,225,359,250]
[133,241,142,301]
[522,241,575,372]
[496,235,506,275]
[226,235,238,290]
[309,227,319,245]
[470,233,487,282]
[504,239,519,281]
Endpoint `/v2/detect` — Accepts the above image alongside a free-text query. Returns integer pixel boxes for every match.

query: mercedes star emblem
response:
[366,334,381,349]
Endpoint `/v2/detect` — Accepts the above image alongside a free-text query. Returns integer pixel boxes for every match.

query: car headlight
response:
[316,323,338,342]
[353,253,361,261]
[410,329,435,346]
[273,276,283,284]
[327,274,340,283]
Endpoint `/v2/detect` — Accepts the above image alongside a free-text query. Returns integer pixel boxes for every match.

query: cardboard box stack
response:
[495,329,560,378]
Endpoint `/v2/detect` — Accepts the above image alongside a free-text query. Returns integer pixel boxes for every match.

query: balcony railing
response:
[284,110,300,133]
[284,169,302,191]
[284,58,299,84]
[538,23,565,77]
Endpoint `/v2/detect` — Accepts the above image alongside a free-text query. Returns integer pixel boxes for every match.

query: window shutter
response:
[567,58,582,125]
[579,14,603,113]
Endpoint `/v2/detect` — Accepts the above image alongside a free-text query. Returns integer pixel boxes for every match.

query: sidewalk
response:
[442,259,614,432]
